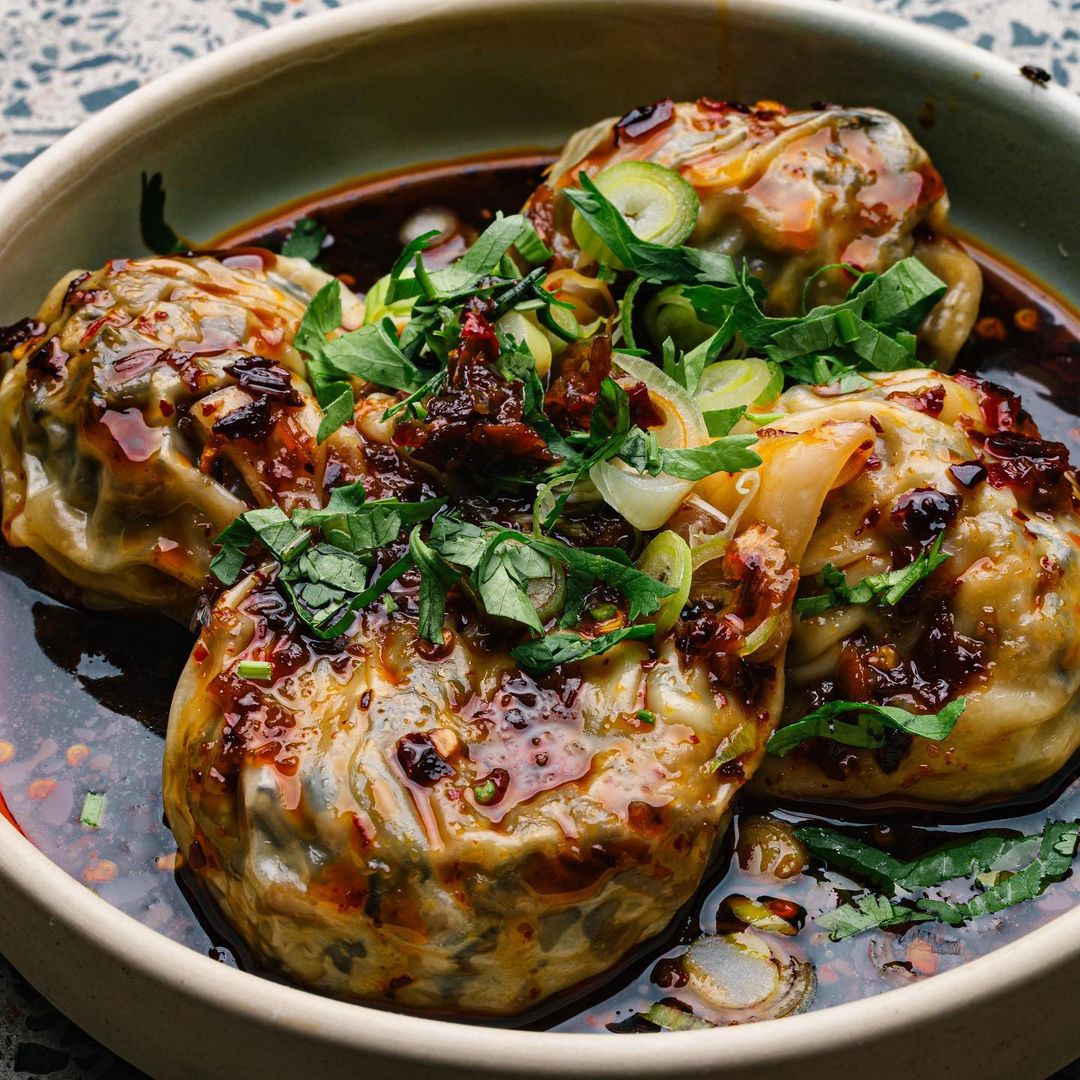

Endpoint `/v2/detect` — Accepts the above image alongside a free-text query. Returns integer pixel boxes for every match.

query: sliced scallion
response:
[236,660,273,682]
[80,792,106,829]
[635,530,692,636]
[571,162,700,269]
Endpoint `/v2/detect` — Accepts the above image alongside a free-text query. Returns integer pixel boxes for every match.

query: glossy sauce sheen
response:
[1,153,1079,1032]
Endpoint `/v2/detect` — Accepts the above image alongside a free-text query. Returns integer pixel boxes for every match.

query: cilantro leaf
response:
[795,827,908,892]
[512,623,656,674]
[535,377,632,530]
[859,257,948,330]
[280,217,326,261]
[385,230,439,305]
[292,481,444,553]
[294,279,343,370]
[315,387,355,444]
[703,406,748,437]
[618,427,761,480]
[427,516,489,569]
[915,821,1079,925]
[408,526,462,642]
[796,533,951,618]
[322,318,427,392]
[281,551,412,639]
[808,820,1079,940]
[210,507,310,585]
[525,532,675,621]
[766,696,966,758]
[139,172,188,255]
[420,518,674,628]
[470,533,550,632]
[815,894,932,941]
[684,255,945,386]
[896,833,1042,890]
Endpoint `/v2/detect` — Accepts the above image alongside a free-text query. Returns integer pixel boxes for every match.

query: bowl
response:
[0,1,1078,1076]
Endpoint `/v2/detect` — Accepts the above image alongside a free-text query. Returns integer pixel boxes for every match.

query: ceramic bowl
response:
[0,1,1078,1076]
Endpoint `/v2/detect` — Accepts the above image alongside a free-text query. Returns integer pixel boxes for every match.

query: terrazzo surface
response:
[0,0,1078,1076]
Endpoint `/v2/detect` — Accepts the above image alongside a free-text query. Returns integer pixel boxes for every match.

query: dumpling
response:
[0,254,364,618]
[701,371,1080,804]
[162,513,796,1015]
[527,99,980,364]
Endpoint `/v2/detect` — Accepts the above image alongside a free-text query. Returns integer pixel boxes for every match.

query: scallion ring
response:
[636,530,692,636]
[695,358,778,413]
[571,161,700,269]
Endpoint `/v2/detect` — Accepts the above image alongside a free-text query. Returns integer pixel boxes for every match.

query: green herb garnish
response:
[511,623,656,675]
[211,487,443,640]
[563,172,737,286]
[796,533,951,618]
[815,893,929,940]
[618,425,760,480]
[806,820,1080,940]
[766,697,966,758]
[280,217,326,261]
[139,172,188,255]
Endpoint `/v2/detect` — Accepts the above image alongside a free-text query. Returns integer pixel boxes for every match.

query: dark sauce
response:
[1,152,1079,1033]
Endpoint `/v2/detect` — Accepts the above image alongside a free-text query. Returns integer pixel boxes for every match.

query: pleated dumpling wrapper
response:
[162,411,886,1015]
[0,254,364,618]
[700,370,1080,804]
[527,99,980,365]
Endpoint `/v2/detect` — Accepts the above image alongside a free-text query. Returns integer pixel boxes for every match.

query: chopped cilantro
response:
[796,533,951,618]
[139,172,188,255]
[511,623,656,675]
[280,217,326,261]
[766,696,966,758]
[806,820,1080,940]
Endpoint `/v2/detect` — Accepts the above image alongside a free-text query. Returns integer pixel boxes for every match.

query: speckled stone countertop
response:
[0,1,1078,1077]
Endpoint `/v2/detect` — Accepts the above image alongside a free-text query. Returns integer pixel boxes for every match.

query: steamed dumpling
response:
[0,254,364,618]
[163,517,795,1015]
[527,99,980,365]
[702,371,1080,804]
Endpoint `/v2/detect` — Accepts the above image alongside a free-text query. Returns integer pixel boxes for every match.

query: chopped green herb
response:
[684,255,945,387]
[511,623,656,675]
[236,660,273,682]
[915,821,1079,925]
[618,426,761,480]
[703,406,748,437]
[635,709,656,724]
[408,527,462,643]
[211,507,310,585]
[798,826,1046,895]
[808,820,1080,940]
[280,217,326,261]
[79,792,106,829]
[815,893,930,941]
[766,697,966,758]
[321,319,427,393]
[294,279,343,372]
[139,172,188,255]
[564,173,737,286]
[796,533,951,618]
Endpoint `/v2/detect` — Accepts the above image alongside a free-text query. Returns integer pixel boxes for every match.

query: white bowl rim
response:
[0,0,1078,1072]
